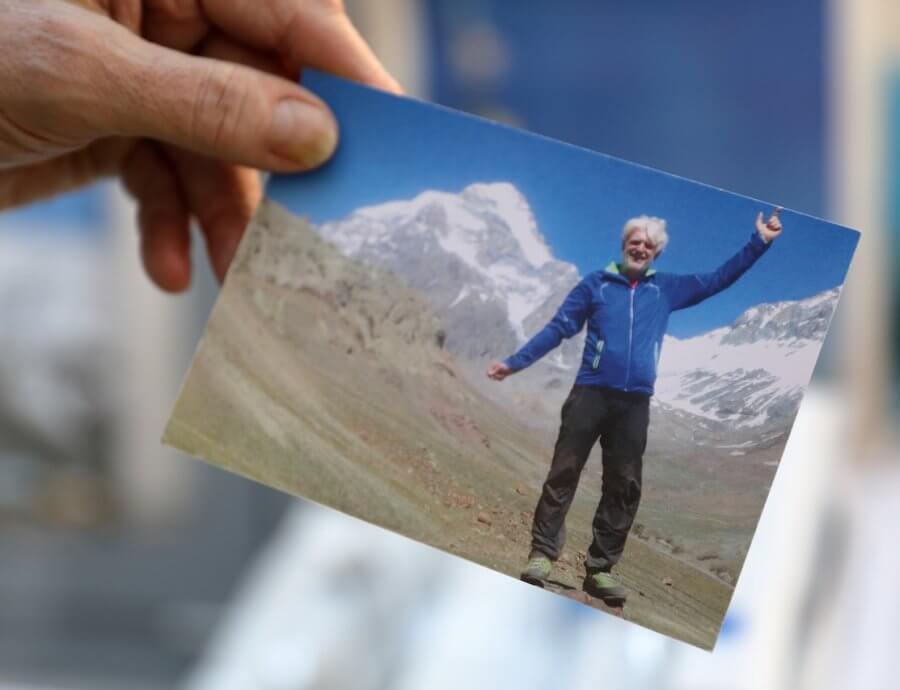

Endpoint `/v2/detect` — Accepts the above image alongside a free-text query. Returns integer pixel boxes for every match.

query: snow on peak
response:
[654,289,839,427]
[317,182,572,343]
[461,182,553,269]
[339,182,552,271]
[354,188,455,223]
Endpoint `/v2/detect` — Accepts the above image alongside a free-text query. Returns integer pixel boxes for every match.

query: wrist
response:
[752,231,770,247]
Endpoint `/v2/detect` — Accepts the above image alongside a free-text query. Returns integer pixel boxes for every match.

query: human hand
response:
[486,362,513,381]
[0,0,400,292]
[755,206,783,243]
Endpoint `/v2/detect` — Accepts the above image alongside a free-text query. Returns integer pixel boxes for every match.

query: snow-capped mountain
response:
[316,181,839,440]
[654,288,839,431]
[318,182,580,361]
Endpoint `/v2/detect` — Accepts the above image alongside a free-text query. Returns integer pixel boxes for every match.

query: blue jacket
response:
[504,232,771,395]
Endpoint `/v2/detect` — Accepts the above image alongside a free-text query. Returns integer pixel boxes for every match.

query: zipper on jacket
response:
[625,285,635,389]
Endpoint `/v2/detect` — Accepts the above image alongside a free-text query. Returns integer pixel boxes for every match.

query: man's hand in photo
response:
[756,206,784,243]
[486,362,513,381]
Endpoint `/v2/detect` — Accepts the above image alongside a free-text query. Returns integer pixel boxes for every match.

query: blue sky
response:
[0,183,107,237]
[268,72,859,339]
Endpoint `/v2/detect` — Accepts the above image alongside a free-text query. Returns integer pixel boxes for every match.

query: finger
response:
[125,47,338,171]
[0,138,131,210]
[199,0,402,93]
[143,0,211,51]
[771,206,783,219]
[11,5,339,172]
[79,18,339,171]
[121,141,192,292]
[199,31,288,78]
[165,146,261,283]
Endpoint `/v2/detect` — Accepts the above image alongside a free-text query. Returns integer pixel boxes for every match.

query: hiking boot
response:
[520,551,552,587]
[583,570,627,605]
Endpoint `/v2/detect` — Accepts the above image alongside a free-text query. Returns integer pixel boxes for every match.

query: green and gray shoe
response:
[583,570,627,605]
[520,551,552,587]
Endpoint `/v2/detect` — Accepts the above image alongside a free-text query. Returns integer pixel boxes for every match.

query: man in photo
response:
[487,209,783,604]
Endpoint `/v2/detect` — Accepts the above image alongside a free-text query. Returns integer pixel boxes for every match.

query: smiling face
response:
[621,227,658,276]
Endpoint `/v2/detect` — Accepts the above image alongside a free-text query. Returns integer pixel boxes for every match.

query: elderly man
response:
[487,209,783,604]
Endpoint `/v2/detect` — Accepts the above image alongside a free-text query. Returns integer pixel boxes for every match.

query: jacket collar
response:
[603,261,656,283]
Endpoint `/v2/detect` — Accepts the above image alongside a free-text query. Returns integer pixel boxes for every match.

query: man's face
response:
[622,228,657,274]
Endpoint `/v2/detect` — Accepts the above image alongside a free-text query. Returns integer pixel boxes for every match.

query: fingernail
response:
[269,99,337,169]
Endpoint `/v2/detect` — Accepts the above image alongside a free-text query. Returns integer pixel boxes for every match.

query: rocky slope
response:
[165,199,733,649]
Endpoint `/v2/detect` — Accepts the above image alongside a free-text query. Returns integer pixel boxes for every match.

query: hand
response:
[0,0,400,292]
[755,206,783,243]
[486,362,513,381]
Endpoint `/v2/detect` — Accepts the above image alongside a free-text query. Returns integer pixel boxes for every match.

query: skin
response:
[620,228,658,280]
[0,0,401,292]
[485,208,784,381]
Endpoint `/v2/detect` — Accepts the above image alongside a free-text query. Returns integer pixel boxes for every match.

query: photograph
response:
[163,71,859,649]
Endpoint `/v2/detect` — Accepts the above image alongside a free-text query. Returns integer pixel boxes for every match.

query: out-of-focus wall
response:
[106,188,207,529]
[830,0,899,455]
[347,0,430,97]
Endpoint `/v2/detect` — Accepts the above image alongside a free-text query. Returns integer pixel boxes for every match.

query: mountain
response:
[315,182,838,444]
[653,288,839,440]
[167,199,734,649]
[318,182,581,364]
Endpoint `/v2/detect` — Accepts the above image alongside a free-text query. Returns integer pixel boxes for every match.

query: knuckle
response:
[189,64,250,150]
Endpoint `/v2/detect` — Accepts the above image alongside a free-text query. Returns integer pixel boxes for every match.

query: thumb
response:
[99,24,338,171]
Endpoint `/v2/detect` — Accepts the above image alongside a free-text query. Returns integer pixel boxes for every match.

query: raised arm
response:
[486,279,591,380]
[663,208,782,311]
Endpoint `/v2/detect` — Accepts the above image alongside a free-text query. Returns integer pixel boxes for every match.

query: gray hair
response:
[622,216,669,256]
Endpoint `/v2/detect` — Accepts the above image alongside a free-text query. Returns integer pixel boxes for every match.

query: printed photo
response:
[164,72,859,648]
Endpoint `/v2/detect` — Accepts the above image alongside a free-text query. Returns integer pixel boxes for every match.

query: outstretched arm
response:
[486,279,591,380]
[665,208,782,311]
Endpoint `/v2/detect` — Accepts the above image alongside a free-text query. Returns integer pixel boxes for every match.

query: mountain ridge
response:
[315,182,839,438]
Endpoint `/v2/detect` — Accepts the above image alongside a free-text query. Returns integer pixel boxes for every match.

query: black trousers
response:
[531,385,650,573]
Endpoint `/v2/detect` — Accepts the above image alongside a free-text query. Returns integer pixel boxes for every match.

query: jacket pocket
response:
[592,339,605,369]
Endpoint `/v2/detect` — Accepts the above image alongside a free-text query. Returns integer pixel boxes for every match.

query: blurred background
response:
[0,0,896,688]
